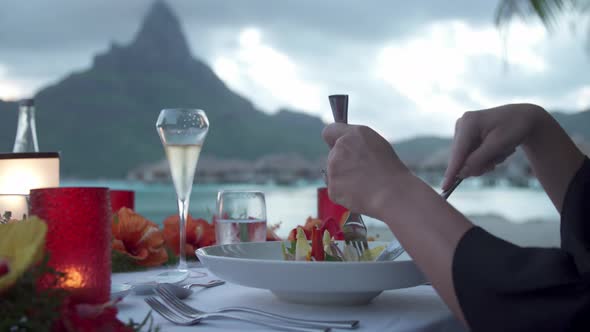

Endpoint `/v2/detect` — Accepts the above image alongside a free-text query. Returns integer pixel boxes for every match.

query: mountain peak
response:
[131,1,192,63]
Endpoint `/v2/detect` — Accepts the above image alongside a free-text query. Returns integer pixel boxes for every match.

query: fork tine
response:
[351,242,359,256]
[362,240,369,250]
[361,240,369,257]
[354,241,364,257]
[155,285,199,317]
[147,297,182,321]
[145,297,189,325]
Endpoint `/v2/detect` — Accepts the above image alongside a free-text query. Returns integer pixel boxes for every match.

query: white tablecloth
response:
[113,266,465,332]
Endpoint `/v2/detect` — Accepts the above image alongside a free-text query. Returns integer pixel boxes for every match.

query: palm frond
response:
[495,0,578,28]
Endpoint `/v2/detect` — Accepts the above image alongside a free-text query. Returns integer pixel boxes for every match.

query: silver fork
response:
[183,280,225,289]
[145,297,329,332]
[155,284,359,330]
[329,94,369,258]
[375,178,463,261]
[341,212,368,257]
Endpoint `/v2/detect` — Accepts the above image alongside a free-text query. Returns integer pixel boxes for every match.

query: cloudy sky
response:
[0,0,589,141]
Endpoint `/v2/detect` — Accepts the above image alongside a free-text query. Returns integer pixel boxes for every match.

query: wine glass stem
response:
[177,198,189,271]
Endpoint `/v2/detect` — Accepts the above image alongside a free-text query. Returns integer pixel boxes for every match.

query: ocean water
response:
[63,178,560,238]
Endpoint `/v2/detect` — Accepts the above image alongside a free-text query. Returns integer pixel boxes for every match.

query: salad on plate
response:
[282,226,385,262]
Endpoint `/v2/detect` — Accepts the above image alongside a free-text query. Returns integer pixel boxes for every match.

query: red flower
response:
[0,259,9,278]
[163,215,216,256]
[320,217,344,240]
[287,217,322,241]
[54,299,133,332]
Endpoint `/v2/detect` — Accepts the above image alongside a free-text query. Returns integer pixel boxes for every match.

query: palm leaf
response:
[495,0,590,53]
[495,0,578,28]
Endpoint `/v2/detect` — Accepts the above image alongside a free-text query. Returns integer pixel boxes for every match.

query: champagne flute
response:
[156,109,209,272]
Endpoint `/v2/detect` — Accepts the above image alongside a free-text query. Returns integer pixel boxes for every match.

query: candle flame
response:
[61,267,85,288]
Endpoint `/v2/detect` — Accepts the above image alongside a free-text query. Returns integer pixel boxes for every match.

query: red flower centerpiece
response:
[163,214,216,257]
[111,207,168,267]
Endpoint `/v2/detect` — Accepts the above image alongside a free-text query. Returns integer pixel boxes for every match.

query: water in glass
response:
[216,191,267,244]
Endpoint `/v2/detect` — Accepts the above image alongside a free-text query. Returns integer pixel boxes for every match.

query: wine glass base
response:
[161,269,189,281]
[177,263,189,273]
[131,270,190,295]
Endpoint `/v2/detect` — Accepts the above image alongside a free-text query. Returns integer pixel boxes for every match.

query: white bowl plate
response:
[196,241,425,305]
[110,283,133,301]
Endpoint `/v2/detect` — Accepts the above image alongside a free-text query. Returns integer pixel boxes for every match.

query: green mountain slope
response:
[393,136,453,166]
[0,1,326,178]
[552,110,590,139]
[392,109,590,166]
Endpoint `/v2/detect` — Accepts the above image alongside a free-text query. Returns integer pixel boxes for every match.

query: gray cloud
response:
[0,1,495,48]
[1,0,588,141]
[0,0,496,75]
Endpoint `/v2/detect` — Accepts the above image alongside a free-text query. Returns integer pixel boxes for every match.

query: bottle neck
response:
[13,105,39,153]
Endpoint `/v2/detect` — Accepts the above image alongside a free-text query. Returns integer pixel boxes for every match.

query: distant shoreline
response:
[62,178,561,248]
[368,213,560,248]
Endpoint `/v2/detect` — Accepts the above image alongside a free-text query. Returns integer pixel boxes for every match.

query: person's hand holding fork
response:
[442,103,584,211]
[322,123,411,220]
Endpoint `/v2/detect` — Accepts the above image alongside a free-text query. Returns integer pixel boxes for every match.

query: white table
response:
[113,267,465,331]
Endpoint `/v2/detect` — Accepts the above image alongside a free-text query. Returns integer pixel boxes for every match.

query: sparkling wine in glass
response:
[156,109,209,272]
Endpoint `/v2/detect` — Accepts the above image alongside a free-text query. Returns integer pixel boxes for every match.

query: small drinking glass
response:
[216,191,267,245]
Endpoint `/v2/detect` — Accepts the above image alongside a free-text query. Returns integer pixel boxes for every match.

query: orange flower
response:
[163,215,216,257]
[111,208,168,267]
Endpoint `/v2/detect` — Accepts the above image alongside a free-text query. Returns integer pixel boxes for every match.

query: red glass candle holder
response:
[110,189,135,212]
[30,187,111,304]
[317,187,348,223]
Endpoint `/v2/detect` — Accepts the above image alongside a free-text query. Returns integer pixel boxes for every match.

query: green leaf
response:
[495,0,576,28]
[287,240,297,255]
[0,253,68,331]
[111,250,149,273]
[127,311,161,332]
[165,247,179,265]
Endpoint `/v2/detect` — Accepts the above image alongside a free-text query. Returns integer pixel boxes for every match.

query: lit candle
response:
[0,152,60,195]
[0,194,29,222]
[30,187,111,304]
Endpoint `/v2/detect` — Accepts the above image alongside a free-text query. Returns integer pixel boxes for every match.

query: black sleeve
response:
[561,157,590,274]
[452,158,590,332]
